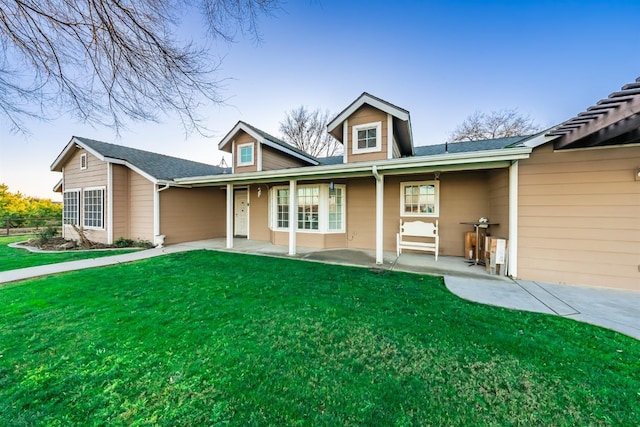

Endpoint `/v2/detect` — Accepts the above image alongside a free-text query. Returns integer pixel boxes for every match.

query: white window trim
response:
[237,142,254,167]
[400,181,440,218]
[83,186,106,230]
[269,184,346,233]
[80,153,87,170]
[352,121,382,154]
[62,188,81,226]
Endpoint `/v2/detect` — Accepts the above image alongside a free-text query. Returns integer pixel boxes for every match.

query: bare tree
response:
[0,0,278,134]
[280,106,342,158]
[449,109,541,142]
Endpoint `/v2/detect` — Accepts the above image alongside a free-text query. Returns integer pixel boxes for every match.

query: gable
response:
[327,92,413,158]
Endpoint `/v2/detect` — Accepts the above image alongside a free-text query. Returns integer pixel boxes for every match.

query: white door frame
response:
[234,188,249,237]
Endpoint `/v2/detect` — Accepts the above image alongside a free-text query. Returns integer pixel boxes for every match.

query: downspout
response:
[372,165,384,265]
[154,183,170,247]
[508,160,518,277]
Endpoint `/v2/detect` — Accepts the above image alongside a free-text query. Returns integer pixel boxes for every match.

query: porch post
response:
[508,160,518,277]
[226,183,233,249]
[373,166,384,264]
[288,180,297,255]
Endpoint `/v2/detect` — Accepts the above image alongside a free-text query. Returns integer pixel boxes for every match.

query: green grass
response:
[1,250,639,426]
[0,235,140,272]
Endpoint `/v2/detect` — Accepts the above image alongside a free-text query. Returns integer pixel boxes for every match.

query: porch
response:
[176,237,510,281]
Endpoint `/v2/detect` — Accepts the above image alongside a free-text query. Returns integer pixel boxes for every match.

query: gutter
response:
[153,183,172,248]
[175,147,533,186]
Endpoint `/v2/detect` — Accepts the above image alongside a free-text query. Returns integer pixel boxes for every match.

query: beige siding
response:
[61,149,109,243]
[347,105,388,163]
[346,178,377,249]
[262,146,307,170]
[128,171,154,242]
[487,168,509,239]
[385,172,495,255]
[234,132,258,173]
[518,143,640,290]
[248,184,271,241]
[160,186,227,244]
[111,164,129,239]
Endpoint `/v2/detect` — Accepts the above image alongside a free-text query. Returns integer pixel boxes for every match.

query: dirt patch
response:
[21,237,114,251]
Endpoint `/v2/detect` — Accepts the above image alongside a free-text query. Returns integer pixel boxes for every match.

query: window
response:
[237,143,254,166]
[401,181,439,217]
[297,187,319,230]
[328,187,344,231]
[80,153,87,170]
[63,190,80,225]
[83,188,105,228]
[275,188,289,228]
[352,122,382,154]
[271,184,345,233]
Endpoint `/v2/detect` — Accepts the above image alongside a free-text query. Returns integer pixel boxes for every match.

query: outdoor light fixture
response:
[257,187,262,198]
[636,168,640,181]
[434,171,440,181]
[329,181,334,190]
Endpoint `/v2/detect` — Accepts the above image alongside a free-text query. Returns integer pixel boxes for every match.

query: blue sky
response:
[2,0,640,200]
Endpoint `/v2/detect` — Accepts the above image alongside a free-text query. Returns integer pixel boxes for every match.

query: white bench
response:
[396,220,439,261]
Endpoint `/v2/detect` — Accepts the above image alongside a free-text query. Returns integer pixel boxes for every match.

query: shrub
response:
[114,237,135,248]
[38,226,58,243]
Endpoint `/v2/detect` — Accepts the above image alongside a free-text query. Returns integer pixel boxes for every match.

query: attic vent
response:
[80,153,87,170]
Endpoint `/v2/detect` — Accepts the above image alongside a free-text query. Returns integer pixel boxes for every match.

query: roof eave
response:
[175,147,532,185]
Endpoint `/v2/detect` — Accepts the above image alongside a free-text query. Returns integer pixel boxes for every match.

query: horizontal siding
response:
[248,184,270,242]
[488,168,509,239]
[62,149,109,243]
[160,187,227,244]
[347,105,388,163]
[518,143,640,290]
[111,164,129,239]
[234,131,257,173]
[128,170,154,242]
[262,146,307,170]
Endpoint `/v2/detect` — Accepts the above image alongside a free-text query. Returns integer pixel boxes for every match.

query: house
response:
[50,137,230,246]
[51,84,640,292]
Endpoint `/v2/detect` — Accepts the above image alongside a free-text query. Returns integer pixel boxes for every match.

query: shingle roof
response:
[317,155,344,165]
[413,135,530,157]
[74,136,229,181]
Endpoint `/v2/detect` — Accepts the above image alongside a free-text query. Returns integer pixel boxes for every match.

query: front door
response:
[234,190,248,237]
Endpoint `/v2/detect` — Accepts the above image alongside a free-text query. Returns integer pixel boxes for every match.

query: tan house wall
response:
[346,177,377,249]
[347,105,388,163]
[387,171,492,256]
[487,168,510,240]
[248,184,270,242]
[262,146,307,170]
[111,164,129,239]
[62,149,109,244]
[128,171,154,242]
[234,132,258,173]
[160,186,227,244]
[518,143,640,291]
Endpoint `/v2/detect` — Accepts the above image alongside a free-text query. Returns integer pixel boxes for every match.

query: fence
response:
[2,217,62,236]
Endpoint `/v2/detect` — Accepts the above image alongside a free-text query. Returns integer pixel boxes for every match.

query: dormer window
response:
[238,142,254,166]
[352,122,382,154]
[80,153,87,170]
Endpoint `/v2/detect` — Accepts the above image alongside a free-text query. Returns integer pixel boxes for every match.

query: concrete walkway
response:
[2,240,639,340]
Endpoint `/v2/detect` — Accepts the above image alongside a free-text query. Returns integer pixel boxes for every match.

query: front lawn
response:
[0,235,140,272]
[1,250,638,425]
